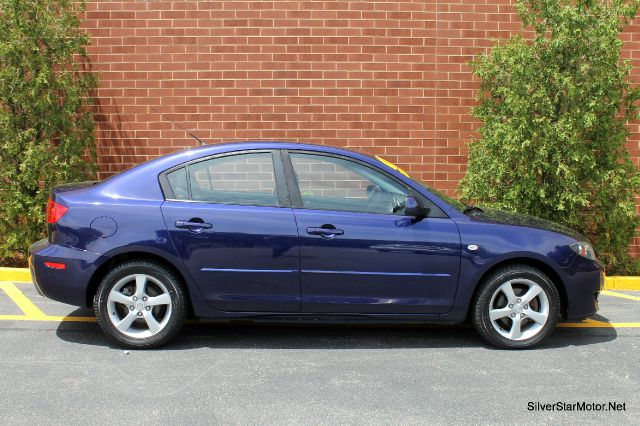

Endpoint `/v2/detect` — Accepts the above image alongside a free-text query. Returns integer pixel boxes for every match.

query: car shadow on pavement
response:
[55,308,618,351]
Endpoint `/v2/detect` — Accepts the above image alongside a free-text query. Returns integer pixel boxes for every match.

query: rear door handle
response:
[306,227,344,238]
[175,220,213,230]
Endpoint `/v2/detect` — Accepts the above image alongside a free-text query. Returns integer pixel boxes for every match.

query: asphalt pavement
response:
[0,282,638,425]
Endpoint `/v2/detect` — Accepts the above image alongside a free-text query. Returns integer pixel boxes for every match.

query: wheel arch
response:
[466,257,568,321]
[86,250,193,316]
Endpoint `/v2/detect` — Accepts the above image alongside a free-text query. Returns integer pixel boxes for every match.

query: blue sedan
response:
[29,142,603,349]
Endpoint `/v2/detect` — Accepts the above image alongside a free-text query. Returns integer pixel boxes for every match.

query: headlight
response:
[569,242,596,260]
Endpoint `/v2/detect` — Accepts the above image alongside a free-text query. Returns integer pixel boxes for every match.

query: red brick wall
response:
[82,1,640,255]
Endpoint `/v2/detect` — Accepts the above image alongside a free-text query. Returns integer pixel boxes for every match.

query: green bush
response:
[460,0,640,274]
[0,0,97,266]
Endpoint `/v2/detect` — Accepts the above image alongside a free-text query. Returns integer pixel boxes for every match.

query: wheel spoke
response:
[500,282,518,304]
[508,316,523,340]
[109,290,133,306]
[522,285,543,304]
[489,307,512,321]
[134,274,148,299]
[143,310,161,334]
[146,293,171,307]
[116,311,138,333]
[526,309,547,325]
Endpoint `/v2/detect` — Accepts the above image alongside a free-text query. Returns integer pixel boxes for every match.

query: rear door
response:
[284,151,461,314]
[160,150,300,312]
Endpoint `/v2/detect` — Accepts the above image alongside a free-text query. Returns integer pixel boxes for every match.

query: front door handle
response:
[306,226,344,238]
[175,220,213,230]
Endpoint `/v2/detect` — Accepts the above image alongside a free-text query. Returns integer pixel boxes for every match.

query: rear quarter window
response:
[166,167,189,200]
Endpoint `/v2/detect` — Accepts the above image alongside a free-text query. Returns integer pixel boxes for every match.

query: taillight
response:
[46,199,68,224]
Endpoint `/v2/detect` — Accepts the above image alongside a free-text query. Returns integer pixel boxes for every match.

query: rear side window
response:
[164,152,279,207]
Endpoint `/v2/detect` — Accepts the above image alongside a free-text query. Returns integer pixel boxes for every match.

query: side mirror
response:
[404,196,429,219]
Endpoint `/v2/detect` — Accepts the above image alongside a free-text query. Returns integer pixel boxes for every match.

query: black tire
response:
[471,264,560,349]
[94,260,187,349]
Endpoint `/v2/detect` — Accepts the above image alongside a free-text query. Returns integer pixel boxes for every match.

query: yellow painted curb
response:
[604,276,640,291]
[0,267,31,282]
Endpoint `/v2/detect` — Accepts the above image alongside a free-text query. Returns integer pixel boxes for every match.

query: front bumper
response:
[29,239,102,307]
[563,258,604,320]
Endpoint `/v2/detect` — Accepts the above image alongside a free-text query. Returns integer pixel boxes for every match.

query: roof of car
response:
[95,141,378,200]
[166,140,374,159]
[142,141,382,175]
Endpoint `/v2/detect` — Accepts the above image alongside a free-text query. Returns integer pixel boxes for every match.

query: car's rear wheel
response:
[94,260,187,349]
[471,265,560,349]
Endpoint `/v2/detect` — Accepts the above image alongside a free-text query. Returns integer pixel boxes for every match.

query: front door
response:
[285,152,461,314]
[161,151,300,312]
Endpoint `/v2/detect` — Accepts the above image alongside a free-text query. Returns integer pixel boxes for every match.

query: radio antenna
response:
[151,106,206,146]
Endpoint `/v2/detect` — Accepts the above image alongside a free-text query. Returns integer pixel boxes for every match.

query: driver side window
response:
[289,153,410,215]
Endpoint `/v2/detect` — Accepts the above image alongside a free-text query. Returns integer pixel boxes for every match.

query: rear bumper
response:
[29,239,101,307]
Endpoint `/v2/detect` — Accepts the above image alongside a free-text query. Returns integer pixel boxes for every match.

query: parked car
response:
[29,142,603,349]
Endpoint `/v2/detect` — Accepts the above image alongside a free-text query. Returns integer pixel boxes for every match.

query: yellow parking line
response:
[0,314,637,328]
[0,316,637,329]
[558,319,640,328]
[0,282,95,322]
[48,316,97,322]
[0,282,638,328]
[0,283,47,318]
[557,319,610,328]
[0,315,96,322]
[601,322,640,327]
[601,290,640,302]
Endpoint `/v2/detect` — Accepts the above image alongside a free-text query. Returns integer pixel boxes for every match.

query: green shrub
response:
[460,0,640,273]
[0,0,97,266]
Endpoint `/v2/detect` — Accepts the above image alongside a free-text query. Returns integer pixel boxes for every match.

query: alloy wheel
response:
[488,278,550,341]
[106,273,173,339]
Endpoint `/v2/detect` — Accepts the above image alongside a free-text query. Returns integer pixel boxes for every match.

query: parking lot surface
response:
[0,281,638,425]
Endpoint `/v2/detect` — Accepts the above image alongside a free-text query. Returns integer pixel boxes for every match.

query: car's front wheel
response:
[94,260,187,349]
[471,265,560,349]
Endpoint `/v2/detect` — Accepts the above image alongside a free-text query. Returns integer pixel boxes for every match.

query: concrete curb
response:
[604,276,640,291]
[1,266,639,290]
[0,267,32,283]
